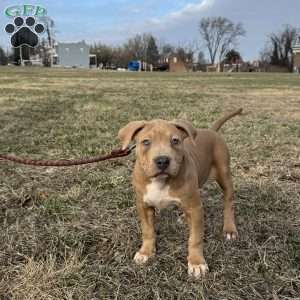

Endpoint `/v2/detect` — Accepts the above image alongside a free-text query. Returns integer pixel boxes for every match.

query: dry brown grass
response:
[0,67,299,299]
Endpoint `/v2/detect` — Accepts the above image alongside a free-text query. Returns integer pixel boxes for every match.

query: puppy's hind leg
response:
[217,172,238,240]
[214,150,238,240]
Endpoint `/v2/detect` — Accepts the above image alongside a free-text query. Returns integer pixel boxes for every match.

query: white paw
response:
[188,262,209,279]
[224,232,238,241]
[133,252,150,265]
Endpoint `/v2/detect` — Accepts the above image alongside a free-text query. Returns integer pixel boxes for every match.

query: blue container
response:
[128,60,140,71]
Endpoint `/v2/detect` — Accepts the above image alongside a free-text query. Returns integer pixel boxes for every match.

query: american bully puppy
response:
[118,108,242,279]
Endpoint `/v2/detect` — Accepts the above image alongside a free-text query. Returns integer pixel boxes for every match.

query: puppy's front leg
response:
[183,195,208,279]
[134,197,156,264]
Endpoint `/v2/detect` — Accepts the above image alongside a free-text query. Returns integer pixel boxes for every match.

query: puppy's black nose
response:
[154,156,170,171]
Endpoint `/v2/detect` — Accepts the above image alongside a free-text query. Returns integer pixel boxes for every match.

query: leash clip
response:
[127,144,136,152]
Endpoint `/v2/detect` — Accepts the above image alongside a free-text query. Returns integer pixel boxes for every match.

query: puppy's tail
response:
[211,108,243,131]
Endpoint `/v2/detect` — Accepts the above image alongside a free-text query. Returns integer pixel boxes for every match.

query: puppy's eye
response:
[171,137,180,145]
[142,139,151,146]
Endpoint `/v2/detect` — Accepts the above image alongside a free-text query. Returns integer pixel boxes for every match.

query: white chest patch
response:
[143,179,180,209]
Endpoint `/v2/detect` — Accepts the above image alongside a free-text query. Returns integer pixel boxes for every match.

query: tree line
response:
[90,33,196,68]
[0,16,299,71]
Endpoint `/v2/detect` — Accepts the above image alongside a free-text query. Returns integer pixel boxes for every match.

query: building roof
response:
[55,40,89,47]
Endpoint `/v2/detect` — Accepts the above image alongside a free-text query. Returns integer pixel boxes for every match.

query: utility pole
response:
[20,45,24,66]
[48,25,53,67]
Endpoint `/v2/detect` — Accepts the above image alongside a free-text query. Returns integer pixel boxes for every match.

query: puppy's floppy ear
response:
[171,119,197,141]
[118,121,147,150]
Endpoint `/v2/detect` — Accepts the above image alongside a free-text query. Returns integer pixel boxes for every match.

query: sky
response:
[0,0,300,61]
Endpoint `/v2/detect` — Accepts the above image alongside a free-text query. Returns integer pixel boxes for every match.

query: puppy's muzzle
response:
[154,156,170,171]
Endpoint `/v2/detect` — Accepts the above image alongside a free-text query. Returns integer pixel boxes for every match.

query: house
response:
[54,41,90,68]
[158,54,192,72]
[292,37,300,73]
[167,54,192,72]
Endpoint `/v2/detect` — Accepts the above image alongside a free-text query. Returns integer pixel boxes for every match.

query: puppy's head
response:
[118,119,196,178]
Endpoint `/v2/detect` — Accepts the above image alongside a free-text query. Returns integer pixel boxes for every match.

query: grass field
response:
[0,67,299,300]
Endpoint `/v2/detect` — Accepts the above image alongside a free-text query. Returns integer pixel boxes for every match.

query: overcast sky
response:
[1,0,300,60]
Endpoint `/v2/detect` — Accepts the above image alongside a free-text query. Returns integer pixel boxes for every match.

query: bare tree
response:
[199,16,245,65]
[123,33,154,61]
[90,43,114,67]
[175,47,194,63]
[124,34,145,60]
[161,43,175,57]
[197,51,207,64]
[0,47,8,65]
[259,45,272,64]
[260,25,299,71]
[269,25,298,71]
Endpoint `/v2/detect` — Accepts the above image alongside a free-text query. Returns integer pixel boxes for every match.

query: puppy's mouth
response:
[153,171,170,178]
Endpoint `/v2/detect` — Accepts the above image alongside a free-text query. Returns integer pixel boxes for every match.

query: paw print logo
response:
[5,16,45,48]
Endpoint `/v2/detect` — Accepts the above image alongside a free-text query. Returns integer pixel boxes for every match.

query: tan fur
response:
[118,108,242,279]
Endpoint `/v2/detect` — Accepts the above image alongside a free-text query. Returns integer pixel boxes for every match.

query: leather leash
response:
[0,145,136,167]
